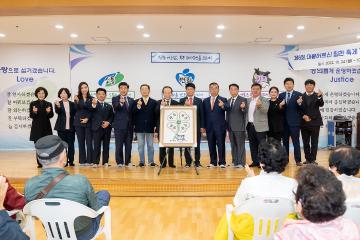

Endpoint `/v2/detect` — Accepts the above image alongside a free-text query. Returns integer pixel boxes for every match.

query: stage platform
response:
[0,149,332,197]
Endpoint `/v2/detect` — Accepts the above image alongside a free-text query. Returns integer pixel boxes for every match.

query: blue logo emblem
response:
[98,72,125,87]
[175,68,195,87]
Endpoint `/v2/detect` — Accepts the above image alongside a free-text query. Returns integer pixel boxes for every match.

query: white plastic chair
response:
[344,200,360,224]
[23,198,111,240]
[225,197,294,240]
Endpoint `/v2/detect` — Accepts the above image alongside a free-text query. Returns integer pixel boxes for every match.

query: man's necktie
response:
[230,98,235,108]
[189,97,193,105]
[210,97,215,110]
[125,97,129,109]
[286,92,291,103]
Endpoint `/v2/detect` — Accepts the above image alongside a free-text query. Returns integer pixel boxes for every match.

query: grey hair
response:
[38,149,65,166]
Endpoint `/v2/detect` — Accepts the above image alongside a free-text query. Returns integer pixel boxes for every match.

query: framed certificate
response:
[159,106,197,147]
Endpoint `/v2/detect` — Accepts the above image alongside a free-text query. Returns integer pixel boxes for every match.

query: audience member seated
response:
[275,165,360,240]
[0,176,29,240]
[215,138,297,240]
[329,146,360,201]
[3,176,25,212]
[233,137,297,206]
[24,135,111,240]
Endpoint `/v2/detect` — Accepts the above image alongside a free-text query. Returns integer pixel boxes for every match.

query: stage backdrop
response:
[0,43,359,149]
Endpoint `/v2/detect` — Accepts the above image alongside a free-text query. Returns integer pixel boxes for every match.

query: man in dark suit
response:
[300,79,324,164]
[90,88,114,168]
[112,82,134,168]
[203,82,229,168]
[246,83,269,167]
[226,83,247,168]
[279,77,304,166]
[155,86,180,168]
[133,84,158,167]
[179,83,205,168]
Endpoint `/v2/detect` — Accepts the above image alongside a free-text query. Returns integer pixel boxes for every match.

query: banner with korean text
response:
[288,42,360,70]
[0,45,70,150]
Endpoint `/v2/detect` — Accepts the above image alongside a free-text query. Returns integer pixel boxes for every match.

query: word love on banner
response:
[151,52,220,64]
[288,42,360,70]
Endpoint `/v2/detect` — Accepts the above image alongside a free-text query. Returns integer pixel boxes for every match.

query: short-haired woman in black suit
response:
[29,87,54,168]
[54,88,77,167]
[267,86,286,142]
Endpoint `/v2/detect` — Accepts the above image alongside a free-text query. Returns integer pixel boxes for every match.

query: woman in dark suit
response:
[74,82,94,166]
[267,86,286,142]
[29,87,54,168]
[54,88,76,167]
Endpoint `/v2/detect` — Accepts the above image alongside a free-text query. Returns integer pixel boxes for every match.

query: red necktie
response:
[189,97,193,105]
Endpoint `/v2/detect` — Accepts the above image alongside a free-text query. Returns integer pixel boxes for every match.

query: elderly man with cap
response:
[24,135,110,240]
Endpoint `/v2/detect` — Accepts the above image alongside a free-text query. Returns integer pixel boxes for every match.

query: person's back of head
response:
[329,147,360,176]
[258,137,289,173]
[35,135,68,168]
[295,165,346,223]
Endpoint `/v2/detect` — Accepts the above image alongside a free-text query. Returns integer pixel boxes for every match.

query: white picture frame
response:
[159,106,197,147]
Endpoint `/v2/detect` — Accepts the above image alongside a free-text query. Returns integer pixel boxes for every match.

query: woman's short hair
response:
[258,138,289,173]
[329,147,360,176]
[295,165,346,223]
[57,88,71,98]
[34,87,48,99]
[269,86,279,94]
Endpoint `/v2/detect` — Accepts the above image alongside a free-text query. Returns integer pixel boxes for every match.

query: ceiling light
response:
[70,33,78,38]
[215,33,223,38]
[137,24,144,29]
[55,24,64,29]
[357,35,360,39]
[143,33,150,38]
[286,34,294,39]
[217,25,225,30]
[297,25,305,30]
[0,33,5,38]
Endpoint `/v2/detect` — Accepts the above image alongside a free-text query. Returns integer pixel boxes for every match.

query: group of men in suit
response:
[93,77,324,169]
[107,82,207,168]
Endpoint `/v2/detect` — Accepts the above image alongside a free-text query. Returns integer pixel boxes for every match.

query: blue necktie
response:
[286,92,291,103]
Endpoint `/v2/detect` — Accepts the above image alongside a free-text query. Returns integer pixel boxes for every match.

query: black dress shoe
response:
[161,165,167,168]
[249,163,260,167]
[195,163,203,168]
[37,165,42,168]
[69,163,75,167]
[138,163,145,167]
[169,165,176,168]
[296,162,303,166]
[150,163,156,167]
